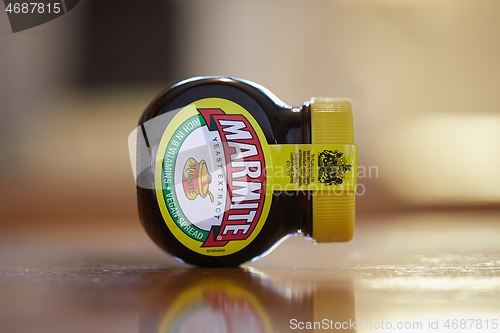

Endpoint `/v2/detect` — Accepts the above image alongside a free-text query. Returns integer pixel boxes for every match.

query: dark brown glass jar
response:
[134,77,357,267]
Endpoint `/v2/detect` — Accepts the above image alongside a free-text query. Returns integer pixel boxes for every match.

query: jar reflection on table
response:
[140,268,355,333]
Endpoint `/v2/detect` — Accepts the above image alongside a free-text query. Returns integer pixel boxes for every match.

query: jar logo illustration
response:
[182,158,214,202]
[318,150,352,186]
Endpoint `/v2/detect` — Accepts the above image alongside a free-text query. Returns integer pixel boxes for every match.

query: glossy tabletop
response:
[1,211,499,333]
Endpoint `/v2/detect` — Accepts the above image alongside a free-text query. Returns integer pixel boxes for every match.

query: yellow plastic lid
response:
[310,98,356,242]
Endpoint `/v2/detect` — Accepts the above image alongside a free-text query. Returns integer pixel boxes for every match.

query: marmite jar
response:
[132,77,357,267]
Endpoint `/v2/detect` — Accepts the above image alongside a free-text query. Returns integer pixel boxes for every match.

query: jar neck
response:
[275,103,313,238]
[272,102,312,145]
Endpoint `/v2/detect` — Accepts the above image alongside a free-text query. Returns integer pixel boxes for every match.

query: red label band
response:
[199,108,266,247]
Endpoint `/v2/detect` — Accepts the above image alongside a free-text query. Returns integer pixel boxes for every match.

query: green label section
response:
[160,114,209,241]
[267,144,358,191]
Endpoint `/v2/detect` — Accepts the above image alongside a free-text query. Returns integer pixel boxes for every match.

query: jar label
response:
[267,144,358,192]
[155,98,272,256]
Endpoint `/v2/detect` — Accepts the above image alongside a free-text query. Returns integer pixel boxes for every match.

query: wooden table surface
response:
[1,210,499,333]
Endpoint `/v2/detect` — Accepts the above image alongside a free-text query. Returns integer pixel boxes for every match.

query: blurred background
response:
[1,0,500,233]
[2,2,500,332]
